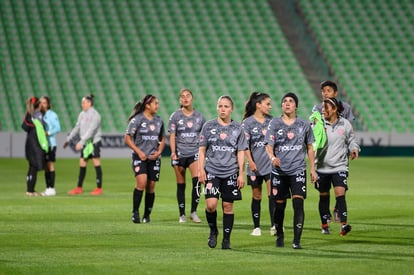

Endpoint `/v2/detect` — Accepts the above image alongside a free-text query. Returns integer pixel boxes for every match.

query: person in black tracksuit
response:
[21,97,46,196]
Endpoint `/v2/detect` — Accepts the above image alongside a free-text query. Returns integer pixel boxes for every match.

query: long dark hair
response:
[128,94,156,121]
[323,97,344,116]
[242,92,270,120]
[40,95,51,110]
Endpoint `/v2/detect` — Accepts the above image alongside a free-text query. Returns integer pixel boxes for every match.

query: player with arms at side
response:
[241,92,275,236]
[266,92,317,249]
[198,95,247,249]
[168,88,206,223]
[125,94,165,224]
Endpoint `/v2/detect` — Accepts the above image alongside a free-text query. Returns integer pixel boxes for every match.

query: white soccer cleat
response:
[250,227,262,236]
[190,212,201,223]
[179,215,187,223]
[41,188,56,196]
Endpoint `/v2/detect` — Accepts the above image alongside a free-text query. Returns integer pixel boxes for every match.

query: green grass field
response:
[0,157,413,274]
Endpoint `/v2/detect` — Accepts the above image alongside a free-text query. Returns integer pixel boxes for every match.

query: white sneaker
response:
[270,226,276,236]
[179,215,187,223]
[190,212,201,223]
[250,227,262,236]
[41,188,56,196]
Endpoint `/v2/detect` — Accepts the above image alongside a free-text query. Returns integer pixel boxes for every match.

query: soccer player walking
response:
[64,94,103,196]
[241,92,275,236]
[125,94,165,224]
[312,80,355,222]
[198,95,247,249]
[39,96,61,196]
[315,98,359,236]
[265,92,317,249]
[168,88,206,223]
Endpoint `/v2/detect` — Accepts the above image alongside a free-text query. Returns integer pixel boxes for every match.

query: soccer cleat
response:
[321,224,330,235]
[208,230,218,248]
[90,188,103,196]
[68,187,83,195]
[340,224,352,236]
[190,212,201,223]
[25,192,40,197]
[132,212,140,224]
[275,234,284,247]
[142,216,151,223]
[250,227,262,236]
[221,239,231,249]
[321,227,331,235]
[179,215,187,223]
[270,226,276,236]
[292,242,302,249]
[41,188,56,196]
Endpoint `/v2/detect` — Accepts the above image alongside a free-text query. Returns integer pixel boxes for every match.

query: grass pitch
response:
[0,157,413,274]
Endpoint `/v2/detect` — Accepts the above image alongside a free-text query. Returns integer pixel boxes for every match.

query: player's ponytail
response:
[243,92,270,120]
[128,94,155,121]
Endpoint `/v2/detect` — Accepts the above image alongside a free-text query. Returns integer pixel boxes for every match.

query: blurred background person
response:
[63,94,103,196]
[39,95,61,196]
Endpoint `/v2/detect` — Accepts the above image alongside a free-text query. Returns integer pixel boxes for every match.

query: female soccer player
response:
[312,80,355,222]
[265,92,317,249]
[241,92,275,236]
[125,94,165,223]
[64,95,103,195]
[21,97,48,196]
[168,88,206,223]
[198,95,247,249]
[315,98,360,236]
[40,96,61,196]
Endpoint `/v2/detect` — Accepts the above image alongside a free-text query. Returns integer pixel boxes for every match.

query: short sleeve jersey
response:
[199,119,248,178]
[126,113,165,157]
[265,116,315,175]
[242,115,272,176]
[168,109,206,157]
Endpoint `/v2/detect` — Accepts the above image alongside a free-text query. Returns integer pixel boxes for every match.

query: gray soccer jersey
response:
[126,113,165,157]
[168,109,206,157]
[242,115,272,176]
[199,119,248,178]
[265,116,315,176]
[312,101,354,121]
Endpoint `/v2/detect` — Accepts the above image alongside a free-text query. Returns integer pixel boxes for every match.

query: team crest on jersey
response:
[287,132,295,139]
[262,129,267,136]
[337,128,345,135]
[187,121,193,128]
[270,134,275,141]
[220,132,227,140]
[149,124,155,131]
